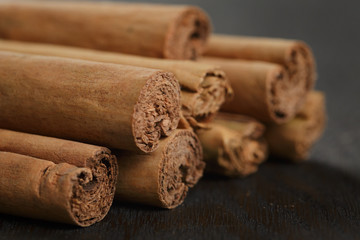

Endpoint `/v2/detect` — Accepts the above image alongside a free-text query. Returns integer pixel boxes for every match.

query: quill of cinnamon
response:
[201,58,300,123]
[0,1,211,60]
[0,129,118,227]
[0,40,232,127]
[0,51,180,153]
[203,34,316,123]
[205,34,316,90]
[115,130,204,209]
[265,91,326,162]
[197,113,268,177]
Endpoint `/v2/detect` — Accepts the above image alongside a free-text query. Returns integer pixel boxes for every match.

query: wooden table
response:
[1,0,359,239]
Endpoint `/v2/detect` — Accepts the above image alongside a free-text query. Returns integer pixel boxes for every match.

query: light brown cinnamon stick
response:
[201,57,303,123]
[0,129,117,226]
[265,91,326,162]
[0,1,211,59]
[0,51,180,153]
[0,40,231,126]
[0,151,99,226]
[115,129,204,209]
[205,34,316,90]
[197,113,267,177]
[204,35,316,122]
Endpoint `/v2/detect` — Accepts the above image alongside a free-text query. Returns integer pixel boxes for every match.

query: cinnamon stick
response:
[205,34,316,90]
[0,129,117,221]
[0,40,231,126]
[0,151,101,226]
[0,51,180,153]
[265,91,326,162]
[0,129,117,226]
[0,1,211,59]
[197,113,267,177]
[201,57,303,123]
[115,129,204,209]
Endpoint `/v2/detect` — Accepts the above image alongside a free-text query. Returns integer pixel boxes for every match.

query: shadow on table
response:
[0,159,359,240]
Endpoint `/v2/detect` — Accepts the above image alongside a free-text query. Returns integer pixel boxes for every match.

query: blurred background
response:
[112,0,360,175]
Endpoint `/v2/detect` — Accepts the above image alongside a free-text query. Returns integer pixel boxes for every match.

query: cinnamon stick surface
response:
[0,129,117,225]
[0,151,99,226]
[197,114,267,177]
[201,57,303,123]
[0,1,211,59]
[115,130,204,209]
[0,51,180,153]
[205,34,316,90]
[265,91,326,162]
[0,40,231,126]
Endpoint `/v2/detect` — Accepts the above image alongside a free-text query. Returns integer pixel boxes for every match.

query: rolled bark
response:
[201,57,303,123]
[205,34,316,90]
[265,91,326,162]
[197,113,267,177]
[115,129,204,209]
[0,40,231,126]
[0,51,180,153]
[0,1,211,60]
[0,151,102,226]
[0,128,117,226]
[180,74,232,126]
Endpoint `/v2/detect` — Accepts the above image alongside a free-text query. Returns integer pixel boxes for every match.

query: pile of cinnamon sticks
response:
[0,1,326,227]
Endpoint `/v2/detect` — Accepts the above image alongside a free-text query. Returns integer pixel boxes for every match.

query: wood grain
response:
[0,161,359,239]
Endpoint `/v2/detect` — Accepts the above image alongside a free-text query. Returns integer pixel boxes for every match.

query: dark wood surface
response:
[1,161,359,240]
[1,0,359,239]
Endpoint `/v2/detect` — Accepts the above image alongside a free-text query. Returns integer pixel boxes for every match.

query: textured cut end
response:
[133,72,181,153]
[181,70,232,127]
[76,149,117,224]
[281,42,316,115]
[165,7,210,59]
[158,130,204,209]
[39,164,102,227]
[285,42,316,91]
[265,91,326,162]
[195,73,231,120]
[291,93,326,161]
[232,138,267,177]
[267,65,304,123]
[71,150,117,227]
[205,123,267,177]
[69,169,95,227]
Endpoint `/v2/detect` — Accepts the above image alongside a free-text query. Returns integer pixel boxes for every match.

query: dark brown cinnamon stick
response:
[0,1,211,59]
